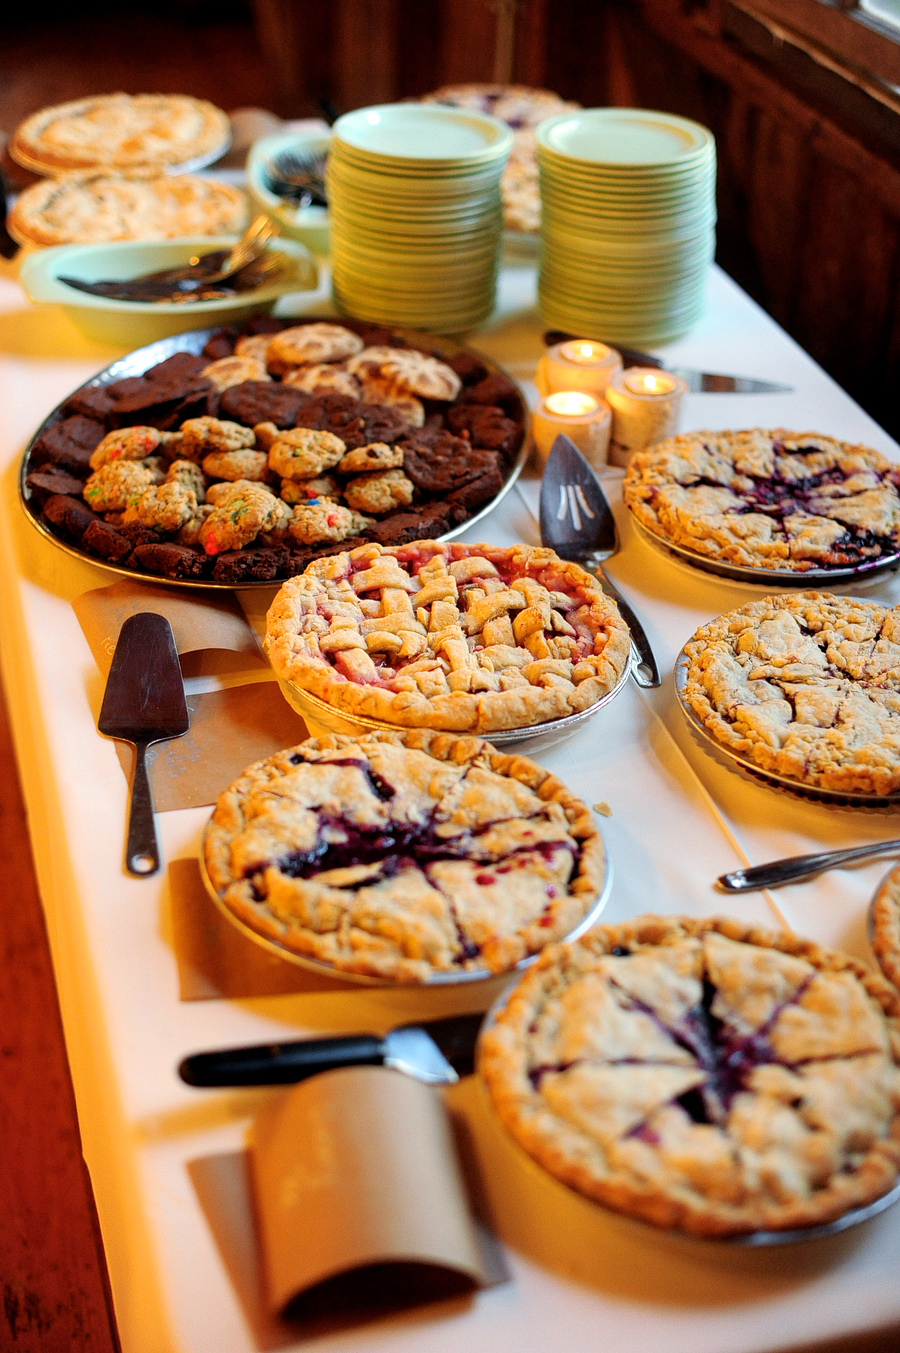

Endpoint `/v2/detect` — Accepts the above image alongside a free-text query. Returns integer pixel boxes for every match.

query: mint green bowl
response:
[19,235,319,346]
[246,130,331,256]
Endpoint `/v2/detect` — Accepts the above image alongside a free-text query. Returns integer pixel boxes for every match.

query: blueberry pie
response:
[202,730,606,981]
[623,429,900,573]
[871,865,900,992]
[479,914,900,1235]
[264,541,631,733]
[681,592,900,796]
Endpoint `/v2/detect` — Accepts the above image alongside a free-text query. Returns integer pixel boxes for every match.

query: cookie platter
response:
[19,323,529,591]
[674,647,900,807]
[631,515,900,587]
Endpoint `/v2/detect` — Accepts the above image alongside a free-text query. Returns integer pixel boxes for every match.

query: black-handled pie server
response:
[98,613,190,877]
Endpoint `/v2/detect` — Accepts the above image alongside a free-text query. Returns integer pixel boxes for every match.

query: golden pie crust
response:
[681,592,900,796]
[871,865,900,992]
[9,172,248,246]
[203,729,606,982]
[264,540,631,733]
[479,913,900,1236]
[10,93,230,175]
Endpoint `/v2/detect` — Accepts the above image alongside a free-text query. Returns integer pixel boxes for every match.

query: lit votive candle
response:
[531,390,612,470]
[605,367,688,467]
[536,339,623,399]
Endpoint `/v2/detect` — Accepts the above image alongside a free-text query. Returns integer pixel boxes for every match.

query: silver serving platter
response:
[478,972,900,1245]
[277,652,633,753]
[674,646,900,807]
[19,324,529,591]
[198,819,612,988]
[630,511,900,587]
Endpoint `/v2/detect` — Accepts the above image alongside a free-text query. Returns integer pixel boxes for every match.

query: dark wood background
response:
[3,2,900,1347]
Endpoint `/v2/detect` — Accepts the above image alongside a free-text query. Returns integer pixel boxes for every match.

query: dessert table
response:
[2,255,900,1353]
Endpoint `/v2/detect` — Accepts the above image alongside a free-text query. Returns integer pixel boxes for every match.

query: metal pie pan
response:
[276,652,633,754]
[198,820,612,989]
[674,647,900,807]
[19,323,529,592]
[630,512,900,587]
[478,971,900,1244]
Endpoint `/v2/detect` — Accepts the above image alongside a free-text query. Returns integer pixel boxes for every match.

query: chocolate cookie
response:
[459,372,520,417]
[446,351,489,386]
[445,465,505,521]
[31,415,106,475]
[219,380,305,429]
[402,431,500,493]
[131,542,209,579]
[445,403,521,459]
[42,494,99,542]
[211,545,290,583]
[294,392,408,449]
[202,327,239,361]
[81,519,134,563]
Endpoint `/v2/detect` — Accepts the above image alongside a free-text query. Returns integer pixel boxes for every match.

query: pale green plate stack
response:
[327,103,513,333]
[536,108,717,346]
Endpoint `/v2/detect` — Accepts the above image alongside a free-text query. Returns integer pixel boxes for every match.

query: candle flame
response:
[545,391,599,416]
[623,370,677,396]
[559,339,610,366]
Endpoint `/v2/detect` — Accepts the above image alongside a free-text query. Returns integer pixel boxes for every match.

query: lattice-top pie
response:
[871,866,900,993]
[623,429,900,573]
[10,93,230,174]
[264,541,631,733]
[681,592,900,796]
[203,730,606,981]
[479,914,900,1236]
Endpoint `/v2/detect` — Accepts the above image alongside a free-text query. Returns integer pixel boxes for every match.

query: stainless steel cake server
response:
[178,1011,485,1087]
[539,435,661,687]
[98,613,190,878]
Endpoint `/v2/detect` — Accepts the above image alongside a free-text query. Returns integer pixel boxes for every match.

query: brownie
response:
[81,520,134,563]
[211,546,290,583]
[219,380,305,429]
[30,415,106,475]
[42,494,99,542]
[106,353,212,429]
[60,384,115,421]
[245,315,289,335]
[445,465,505,521]
[446,351,489,386]
[25,468,86,507]
[285,537,371,576]
[445,403,521,459]
[131,543,209,579]
[459,373,521,417]
[367,505,452,546]
[115,520,164,548]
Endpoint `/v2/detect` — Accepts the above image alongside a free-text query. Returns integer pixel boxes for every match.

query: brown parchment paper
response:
[168,857,347,1000]
[115,682,308,812]
[251,1067,489,1314]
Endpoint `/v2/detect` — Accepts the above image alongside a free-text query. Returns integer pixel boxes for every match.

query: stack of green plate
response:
[536,108,716,346]
[327,103,512,333]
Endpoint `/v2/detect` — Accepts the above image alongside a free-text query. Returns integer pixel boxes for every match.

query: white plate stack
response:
[536,108,716,346]
[327,103,513,333]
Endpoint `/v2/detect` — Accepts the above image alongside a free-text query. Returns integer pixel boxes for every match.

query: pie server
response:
[178,1011,485,1087]
[98,613,190,878]
[539,435,661,687]
[543,330,793,394]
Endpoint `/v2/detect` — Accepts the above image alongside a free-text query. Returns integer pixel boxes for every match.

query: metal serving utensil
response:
[539,435,661,687]
[717,839,900,892]
[98,614,189,877]
[262,148,328,207]
[543,330,793,394]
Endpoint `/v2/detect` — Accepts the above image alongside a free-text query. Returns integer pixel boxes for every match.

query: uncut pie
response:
[10,93,230,175]
[264,541,631,733]
[202,730,606,982]
[479,914,900,1236]
[680,592,900,796]
[623,429,900,573]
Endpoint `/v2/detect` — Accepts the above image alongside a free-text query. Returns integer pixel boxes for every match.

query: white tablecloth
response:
[2,257,900,1353]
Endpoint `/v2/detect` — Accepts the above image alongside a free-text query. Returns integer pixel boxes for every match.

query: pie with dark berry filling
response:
[623,429,900,573]
[479,914,900,1236]
[871,865,900,992]
[681,593,900,796]
[203,730,606,982]
[264,541,631,733]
